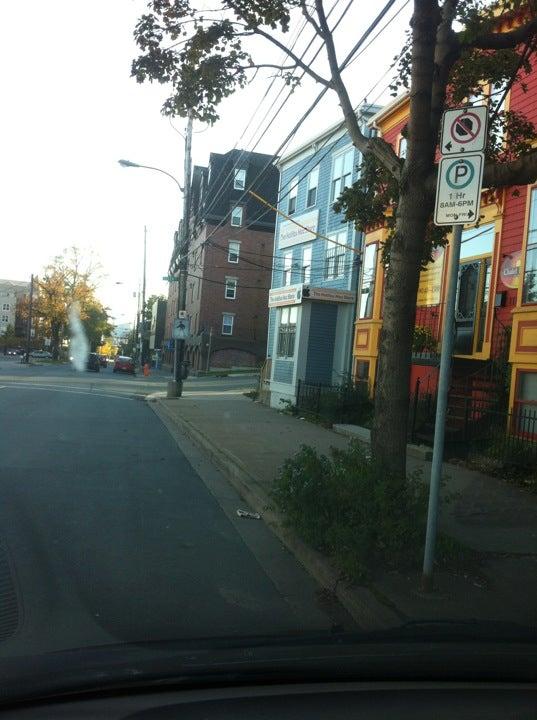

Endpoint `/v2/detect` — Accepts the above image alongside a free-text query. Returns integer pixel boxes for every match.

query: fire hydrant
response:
[143,362,151,377]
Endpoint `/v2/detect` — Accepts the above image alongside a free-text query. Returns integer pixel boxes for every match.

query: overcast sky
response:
[1,0,411,327]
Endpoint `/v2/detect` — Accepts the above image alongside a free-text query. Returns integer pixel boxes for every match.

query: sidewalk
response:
[149,391,537,631]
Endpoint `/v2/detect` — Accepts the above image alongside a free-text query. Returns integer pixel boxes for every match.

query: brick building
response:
[353,9,537,436]
[164,149,279,371]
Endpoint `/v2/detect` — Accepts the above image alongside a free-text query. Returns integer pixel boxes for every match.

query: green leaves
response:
[132,1,297,122]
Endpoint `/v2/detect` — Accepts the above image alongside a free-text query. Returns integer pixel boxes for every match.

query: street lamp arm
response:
[118,159,184,193]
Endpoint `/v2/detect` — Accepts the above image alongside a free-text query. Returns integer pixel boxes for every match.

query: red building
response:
[353,18,537,440]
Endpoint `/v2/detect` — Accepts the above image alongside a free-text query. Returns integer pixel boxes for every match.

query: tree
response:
[132,0,537,477]
[35,247,104,359]
[82,301,114,351]
[2,324,16,354]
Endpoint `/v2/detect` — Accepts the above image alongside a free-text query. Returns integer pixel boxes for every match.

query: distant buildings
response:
[164,148,279,371]
[149,298,167,352]
[0,279,30,339]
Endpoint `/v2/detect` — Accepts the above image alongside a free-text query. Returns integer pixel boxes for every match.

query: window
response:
[228,240,240,263]
[277,306,298,358]
[2,303,9,311]
[1,315,8,323]
[330,148,354,201]
[302,246,312,283]
[306,167,319,207]
[234,168,246,190]
[231,206,243,226]
[398,137,407,159]
[324,238,346,280]
[523,187,537,304]
[225,277,237,300]
[222,313,234,335]
[288,176,299,215]
[460,224,494,260]
[514,371,537,438]
[283,252,293,286]
[359,243,377,319]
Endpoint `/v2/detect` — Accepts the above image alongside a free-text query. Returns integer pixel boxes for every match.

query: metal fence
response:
[295,379,373,426]
[408,386,537,470]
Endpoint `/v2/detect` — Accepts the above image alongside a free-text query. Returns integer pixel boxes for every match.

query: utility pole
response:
[140,226,147,367]
[25,274,34,363]
[171,111,193,396]
[206,327,213,372]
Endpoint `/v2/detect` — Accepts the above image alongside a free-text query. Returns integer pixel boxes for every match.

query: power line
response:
[193,0,406,265]
[197,0,348,225]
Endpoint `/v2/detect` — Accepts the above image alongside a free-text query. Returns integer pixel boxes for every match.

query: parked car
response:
[113,356,135,375]
[29,350,53,359]
[86,352,100,372]
[98,355,108,368]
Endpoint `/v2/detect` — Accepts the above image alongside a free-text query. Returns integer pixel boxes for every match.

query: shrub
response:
[272,442,431,581]
[413,325,437,353]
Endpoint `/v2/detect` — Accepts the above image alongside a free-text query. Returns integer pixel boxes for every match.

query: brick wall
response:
[184,220,272,368]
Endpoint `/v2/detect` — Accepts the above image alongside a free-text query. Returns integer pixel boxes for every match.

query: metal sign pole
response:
[421,223,463,591]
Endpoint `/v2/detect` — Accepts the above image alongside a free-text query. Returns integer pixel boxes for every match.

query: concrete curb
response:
[148,396,401,631]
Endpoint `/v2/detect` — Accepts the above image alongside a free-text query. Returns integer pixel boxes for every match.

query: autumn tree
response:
[35,247,108,359]
[132,0,537,477]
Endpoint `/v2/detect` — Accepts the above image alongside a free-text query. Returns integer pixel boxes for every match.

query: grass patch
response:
[272,442,464,582]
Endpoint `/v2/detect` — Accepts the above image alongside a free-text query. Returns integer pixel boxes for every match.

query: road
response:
[0,360,351,658]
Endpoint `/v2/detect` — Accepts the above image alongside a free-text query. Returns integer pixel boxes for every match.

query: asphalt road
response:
[0,361,350,658]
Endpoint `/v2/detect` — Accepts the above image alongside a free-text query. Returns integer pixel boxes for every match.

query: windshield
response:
[1,0,536,703]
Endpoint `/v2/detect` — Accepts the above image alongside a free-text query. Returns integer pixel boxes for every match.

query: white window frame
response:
[234,168,246,190]
[324,235,347,280]
[231,206,243,227]
[222,313,234,335]
[283,251,293,286]
[288,176,299,215]
[302,245,312,283]
[228,240,240,263]
[398,136,407,159]
[306,166,319,208]
[277,306,298,358]
[330,147,354,202]
[224,277,237,300]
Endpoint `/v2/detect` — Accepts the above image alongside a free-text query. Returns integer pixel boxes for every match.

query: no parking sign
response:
[440,105,488,154]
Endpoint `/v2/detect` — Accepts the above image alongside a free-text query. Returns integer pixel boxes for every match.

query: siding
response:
[273,359,294,384]
[273,130,364,292]
[305,303,338,383]
[267,308,276,358]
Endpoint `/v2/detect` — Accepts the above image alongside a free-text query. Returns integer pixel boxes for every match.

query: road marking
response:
[0,382,134,401]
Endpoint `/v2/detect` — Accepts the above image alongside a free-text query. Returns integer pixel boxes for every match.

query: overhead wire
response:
[193,0,405,266]
[196,0,347,226]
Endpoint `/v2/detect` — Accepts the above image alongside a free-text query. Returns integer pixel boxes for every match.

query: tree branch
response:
[299,0,323,36]
[251,27,331,86]
[483,147,537,187]
[430,0,460,140]
[467,15,537,50]
[314,0,401,178]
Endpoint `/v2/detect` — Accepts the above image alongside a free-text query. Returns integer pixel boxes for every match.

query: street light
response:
[118,159,184,193]
[118,150,190,398]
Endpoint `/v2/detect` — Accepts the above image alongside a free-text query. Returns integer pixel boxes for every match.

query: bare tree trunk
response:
[370,193,431,478]
[370,0,439,477]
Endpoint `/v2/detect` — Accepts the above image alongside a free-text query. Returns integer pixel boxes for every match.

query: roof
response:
[367,92,410,128]
[279,103,381,168]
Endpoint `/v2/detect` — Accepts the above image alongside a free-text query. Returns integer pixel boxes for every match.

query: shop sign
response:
[499,250,521,289]
[268,284,303,307]
[305,286,354,303]
[278,209,319,249]
[417,246,445,306]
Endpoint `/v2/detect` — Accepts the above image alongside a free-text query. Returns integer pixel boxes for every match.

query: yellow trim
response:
[508,363,537,416]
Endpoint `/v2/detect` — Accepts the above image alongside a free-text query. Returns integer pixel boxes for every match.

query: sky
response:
[1,0,412,328]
